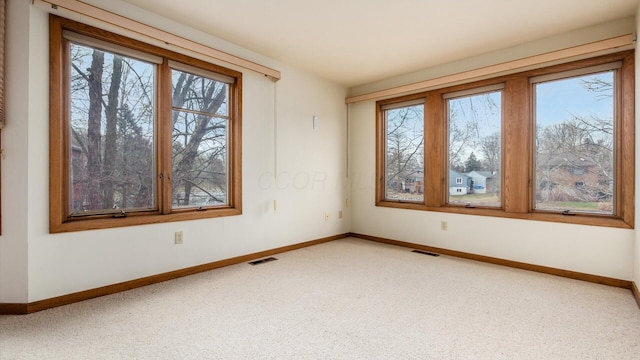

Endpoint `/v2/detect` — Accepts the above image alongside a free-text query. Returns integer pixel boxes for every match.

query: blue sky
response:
[535,72,613,126]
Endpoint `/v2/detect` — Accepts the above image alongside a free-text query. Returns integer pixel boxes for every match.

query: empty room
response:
[1,0,639,358]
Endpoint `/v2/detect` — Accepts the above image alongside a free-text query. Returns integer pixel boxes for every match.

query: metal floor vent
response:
[249,257,278,266]
[411,249,440,257]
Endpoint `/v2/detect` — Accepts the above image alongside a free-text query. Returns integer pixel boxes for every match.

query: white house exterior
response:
[449,170,471,195]
[465,171,495,194]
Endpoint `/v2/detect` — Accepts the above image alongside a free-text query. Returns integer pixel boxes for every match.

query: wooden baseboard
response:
[632,282,640,309]
[0,303,28,315]
[349,232,633,289]
[3,232,635,314]
[0,233,350,315]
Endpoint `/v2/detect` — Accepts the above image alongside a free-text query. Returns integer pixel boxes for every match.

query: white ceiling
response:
[120,0,639,87]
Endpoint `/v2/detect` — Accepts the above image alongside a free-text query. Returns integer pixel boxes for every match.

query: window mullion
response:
[425,92,443,207]
[619,53,634,225]
[502,78,530,213]
[158,60,173,215]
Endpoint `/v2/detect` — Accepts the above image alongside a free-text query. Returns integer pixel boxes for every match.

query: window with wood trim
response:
[446,85,502,208]
[532,65,617,215]
[50,15,242,232]
[376,51,634,228]
[381,100,424,202]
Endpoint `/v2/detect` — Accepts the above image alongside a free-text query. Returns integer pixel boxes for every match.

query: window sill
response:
[375,201,632,229]
[50,207,242,233]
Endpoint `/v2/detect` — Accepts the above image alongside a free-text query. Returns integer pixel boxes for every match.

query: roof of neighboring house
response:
[536,152,599,168]
[405,170,424,180]
[449,170,469,179]
[449,170,470,187]
[465,170,494,179]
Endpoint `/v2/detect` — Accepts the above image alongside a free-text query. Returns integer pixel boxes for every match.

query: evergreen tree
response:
[464,152,482,173]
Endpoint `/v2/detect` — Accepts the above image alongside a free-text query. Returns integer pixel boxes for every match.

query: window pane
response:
[384,104,424,202]
[447,90,502,207]
[171,69,229,209]
[69,42,156,215]
[534,71,614,214]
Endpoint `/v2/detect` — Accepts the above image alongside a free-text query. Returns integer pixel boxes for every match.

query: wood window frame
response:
[444,84,504,209]
[377,98,426,204]
[49,15,243,233]
[376,51,634,229]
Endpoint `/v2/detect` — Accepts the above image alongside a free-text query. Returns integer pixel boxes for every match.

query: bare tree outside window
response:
[51,16,243,232]
[69,42,155,215]
[534,71,614,214]
[171,68,229,209]
[447,90,501,207]
[384,103,424,202]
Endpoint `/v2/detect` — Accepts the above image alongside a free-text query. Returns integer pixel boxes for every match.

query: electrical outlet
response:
[440,221,448,231]
[175,231,184,244]
[325,212,330,221]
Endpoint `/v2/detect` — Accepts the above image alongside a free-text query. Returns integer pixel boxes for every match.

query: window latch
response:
[561,210,576,216]
[113,210,127,218]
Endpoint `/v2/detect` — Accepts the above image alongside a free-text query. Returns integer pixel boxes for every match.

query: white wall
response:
[0,0,31,304]
[0,0,349,302]
[349,19,637,281]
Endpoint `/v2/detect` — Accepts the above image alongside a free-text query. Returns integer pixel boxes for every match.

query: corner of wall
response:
[6,0,351,303]
[0,0,30,304]
[634,3,640,287]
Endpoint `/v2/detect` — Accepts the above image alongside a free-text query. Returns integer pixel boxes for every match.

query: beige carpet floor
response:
[1,237,639,359]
